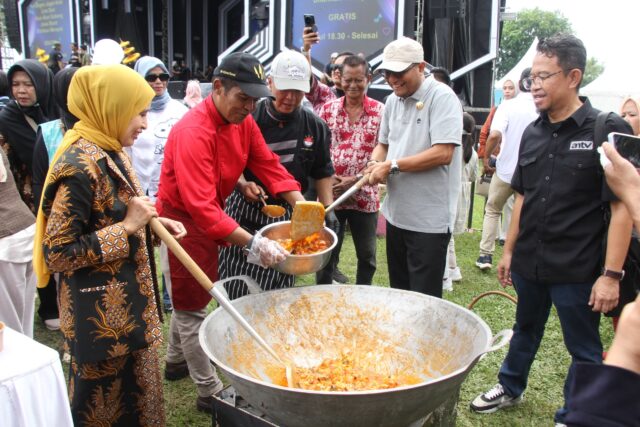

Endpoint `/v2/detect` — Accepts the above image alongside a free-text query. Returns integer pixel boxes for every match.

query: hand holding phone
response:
[609,132,640,168]
[304,14,317,33]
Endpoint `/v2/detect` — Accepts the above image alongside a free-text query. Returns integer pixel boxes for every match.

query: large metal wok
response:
[199,278,511,427]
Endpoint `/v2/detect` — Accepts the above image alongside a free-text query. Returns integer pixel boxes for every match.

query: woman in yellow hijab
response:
[35,64,185,426]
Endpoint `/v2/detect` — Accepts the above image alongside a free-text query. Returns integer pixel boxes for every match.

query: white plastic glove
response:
[246,232,289,268]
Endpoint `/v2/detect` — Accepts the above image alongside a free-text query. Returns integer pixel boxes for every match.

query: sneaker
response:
[196,381,224,414]
[442,277,453,292]
[470,383,523,413]
[332,268,349,284]
[475,255,493,271]
[449,267,462,282]
[44,318,61,331]
[164,360,190,381]
[498,239,506,246]
[555,424,567,427]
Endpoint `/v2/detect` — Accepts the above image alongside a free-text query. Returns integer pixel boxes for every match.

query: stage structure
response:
[5,0,504,108]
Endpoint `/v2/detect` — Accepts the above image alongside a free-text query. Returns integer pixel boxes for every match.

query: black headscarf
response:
[0,59,55,173]
[53,67,79,130]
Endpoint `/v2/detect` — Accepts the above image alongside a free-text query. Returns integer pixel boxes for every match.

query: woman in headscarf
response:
[131,56,189,313]
[620,96,640,136]
[182,79,203,109]
[29,67,80,332]
[606,96,640,331]
[34,64,186,426]
[0,59,55,212]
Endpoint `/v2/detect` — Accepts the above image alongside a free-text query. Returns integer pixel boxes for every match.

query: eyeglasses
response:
[145,73,170,83]
[522,70,563,90]
[329,64,343,73]
[383,64,418,80]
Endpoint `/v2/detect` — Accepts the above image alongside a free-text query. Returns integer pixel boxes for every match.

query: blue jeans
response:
[498,272,602,423]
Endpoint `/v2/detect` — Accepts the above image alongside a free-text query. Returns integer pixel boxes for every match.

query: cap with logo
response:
[376,37,424,73]
[213,52,271,99]
[270,50,311,93]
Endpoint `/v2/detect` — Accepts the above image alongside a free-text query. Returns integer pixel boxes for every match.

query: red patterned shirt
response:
[319,96,384,212]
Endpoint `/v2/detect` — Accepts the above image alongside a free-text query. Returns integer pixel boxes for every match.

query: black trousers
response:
[386,221,451,298]
[37,275,58,320]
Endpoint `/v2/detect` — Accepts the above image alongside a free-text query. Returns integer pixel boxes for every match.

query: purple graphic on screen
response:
[291,0,398,70]
[26,0,73,59]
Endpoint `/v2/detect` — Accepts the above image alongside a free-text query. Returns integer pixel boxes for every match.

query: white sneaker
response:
[449,267,462,282]
[442,277,453,292]
[44,318,60,331]
[470,383,523,413]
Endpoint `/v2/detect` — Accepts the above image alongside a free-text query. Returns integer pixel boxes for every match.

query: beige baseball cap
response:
[377,37,424,72]
[270,50,311,92]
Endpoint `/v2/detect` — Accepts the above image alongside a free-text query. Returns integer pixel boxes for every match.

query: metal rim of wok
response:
[199,285,495,396]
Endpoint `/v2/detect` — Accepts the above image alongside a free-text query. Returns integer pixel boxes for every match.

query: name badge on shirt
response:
[569,140,593,151]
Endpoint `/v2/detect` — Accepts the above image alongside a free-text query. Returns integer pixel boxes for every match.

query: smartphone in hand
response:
[304,14,317,33]
[609,132,640,167]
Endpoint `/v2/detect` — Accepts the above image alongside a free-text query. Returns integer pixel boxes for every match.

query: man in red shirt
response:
[156,52,304,413]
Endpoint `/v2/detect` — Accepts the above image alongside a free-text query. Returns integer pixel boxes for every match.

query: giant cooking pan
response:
[199,277,511,427]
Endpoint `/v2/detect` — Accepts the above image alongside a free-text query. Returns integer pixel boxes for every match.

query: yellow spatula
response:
[290,201,325,241]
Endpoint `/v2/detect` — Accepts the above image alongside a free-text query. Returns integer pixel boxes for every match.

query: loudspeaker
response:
[428,0,466,19]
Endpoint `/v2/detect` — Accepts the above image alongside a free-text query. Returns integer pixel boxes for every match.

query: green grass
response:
[33,194,615,426]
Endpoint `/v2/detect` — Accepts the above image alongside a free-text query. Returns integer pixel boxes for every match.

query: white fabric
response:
[0,153,6,183]
[0,224,36,338]
[490,92,537,183]
[0,259,36,338]
[0,224,35,262]
[126,99,188,202]
[0,327,73,427]
[581,57,640,113]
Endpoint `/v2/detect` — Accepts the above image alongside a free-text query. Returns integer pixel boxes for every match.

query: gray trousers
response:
[166,307,221,397]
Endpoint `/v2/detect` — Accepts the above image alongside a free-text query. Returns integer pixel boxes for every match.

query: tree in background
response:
[498,8,572,78]
[582,57,605,87]
[498,8,604,86]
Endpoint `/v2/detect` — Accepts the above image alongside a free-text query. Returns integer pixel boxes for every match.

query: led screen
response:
[290,0,397,66]
[25,0,74,59]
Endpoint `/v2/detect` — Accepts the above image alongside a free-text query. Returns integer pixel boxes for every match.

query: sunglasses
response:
[145,73,170,82]
[383,64,418,79]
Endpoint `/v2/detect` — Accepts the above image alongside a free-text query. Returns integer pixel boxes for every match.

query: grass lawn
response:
[33,194,614,426]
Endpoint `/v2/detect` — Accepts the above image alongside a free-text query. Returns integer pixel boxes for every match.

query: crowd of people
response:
[0,27,638,426]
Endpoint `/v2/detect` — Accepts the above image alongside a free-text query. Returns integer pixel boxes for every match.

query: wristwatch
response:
[389,159,400,175]
[602,268,625,281]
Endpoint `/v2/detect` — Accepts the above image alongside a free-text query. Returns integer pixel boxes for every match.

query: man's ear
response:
[568,68,583,90]
[213,78,223,94]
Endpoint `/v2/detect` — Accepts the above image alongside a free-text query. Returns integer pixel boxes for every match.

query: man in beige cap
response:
[365,37,462,298]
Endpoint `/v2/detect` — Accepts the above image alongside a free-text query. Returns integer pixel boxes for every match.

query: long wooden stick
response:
[148,218,286,365]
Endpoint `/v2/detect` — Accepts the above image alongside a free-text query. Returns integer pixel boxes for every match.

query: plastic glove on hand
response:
[246,233,289,268]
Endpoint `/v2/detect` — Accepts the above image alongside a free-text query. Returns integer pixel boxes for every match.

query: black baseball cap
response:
[213,52,271,98]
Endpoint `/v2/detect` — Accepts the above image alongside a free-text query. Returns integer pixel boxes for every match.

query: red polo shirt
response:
[157,95,300,310]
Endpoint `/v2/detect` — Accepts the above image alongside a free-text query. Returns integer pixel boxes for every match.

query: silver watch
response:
[389,159,400,175]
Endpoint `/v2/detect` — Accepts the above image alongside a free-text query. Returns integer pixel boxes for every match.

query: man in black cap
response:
[157,52,305,413]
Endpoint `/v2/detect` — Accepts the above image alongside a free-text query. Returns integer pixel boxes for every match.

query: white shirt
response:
[490,92,538,184]
[126,99,188,202]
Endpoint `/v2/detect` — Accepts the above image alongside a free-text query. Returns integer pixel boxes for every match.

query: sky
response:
[505,0,640,68]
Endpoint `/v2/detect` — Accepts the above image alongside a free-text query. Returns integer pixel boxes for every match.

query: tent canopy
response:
[496,37,538,89]
[581,59,640,113]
